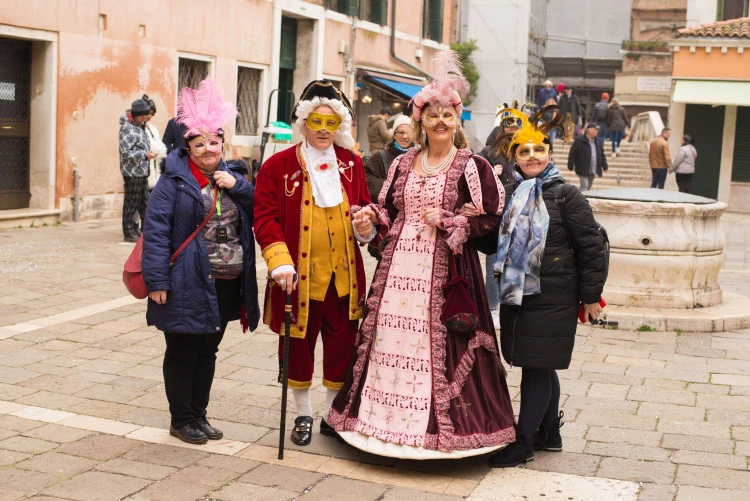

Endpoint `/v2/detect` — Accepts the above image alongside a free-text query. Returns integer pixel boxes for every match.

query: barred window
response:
[235,67,262,135]
[178,58,209,91]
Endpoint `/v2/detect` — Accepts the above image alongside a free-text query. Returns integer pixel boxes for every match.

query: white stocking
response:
[324,388,339,419]
[292,388,312,417]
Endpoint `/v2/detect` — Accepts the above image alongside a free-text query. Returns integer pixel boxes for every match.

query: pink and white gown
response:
[329,148,516,459]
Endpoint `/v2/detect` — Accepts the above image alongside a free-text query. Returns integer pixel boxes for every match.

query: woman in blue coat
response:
[142,79,259,445]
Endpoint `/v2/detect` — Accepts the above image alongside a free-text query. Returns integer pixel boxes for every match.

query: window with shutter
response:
[369,0,388,26]
[333,0,359,16]
[731,106,750,183]
[423,0,443,43]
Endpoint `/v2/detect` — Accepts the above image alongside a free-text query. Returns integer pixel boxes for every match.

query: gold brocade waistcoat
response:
[309,202,351,301]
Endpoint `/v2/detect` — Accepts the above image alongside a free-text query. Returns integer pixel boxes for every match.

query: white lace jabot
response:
[303,142,343,208]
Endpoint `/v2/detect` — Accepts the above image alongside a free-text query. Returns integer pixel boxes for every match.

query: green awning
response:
[673,80,750,107]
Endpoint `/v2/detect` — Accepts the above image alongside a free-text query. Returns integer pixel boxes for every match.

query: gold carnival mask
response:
[305,112,342,133]
[515,142,550,161]
[189,134,223,154]
[421,106,459,129]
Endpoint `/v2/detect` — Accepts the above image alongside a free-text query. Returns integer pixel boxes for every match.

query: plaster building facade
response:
[668,16,750,210]
[0,0,454,223]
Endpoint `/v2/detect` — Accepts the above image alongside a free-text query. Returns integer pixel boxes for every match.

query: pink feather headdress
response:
[410,50,470,121]
[176,78,239,139]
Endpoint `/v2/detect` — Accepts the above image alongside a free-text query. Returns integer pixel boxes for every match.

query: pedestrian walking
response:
[590,92,610,142]
[329,51,516,459]
[480,102,527,328]
[536,80,558,111]
[567,123,608,191]
[559,86,582,138]
[253,80,372,448]
[489,108,608,468]
[119,98,156,242]
[142,78,260,445]
[367,107,393,155]
[670,134,697,193]
[649,128,672,189]
[606,98,629,158]
[141,95,167,190]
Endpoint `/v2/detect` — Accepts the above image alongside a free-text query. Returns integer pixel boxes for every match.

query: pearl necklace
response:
[421,146,456,175]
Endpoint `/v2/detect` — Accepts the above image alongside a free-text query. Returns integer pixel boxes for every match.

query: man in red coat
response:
[254,80,376,446]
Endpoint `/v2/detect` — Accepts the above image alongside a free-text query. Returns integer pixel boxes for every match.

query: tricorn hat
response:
[291,80,355,149]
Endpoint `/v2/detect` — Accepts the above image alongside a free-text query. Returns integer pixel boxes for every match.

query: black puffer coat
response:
[499,179,607,369]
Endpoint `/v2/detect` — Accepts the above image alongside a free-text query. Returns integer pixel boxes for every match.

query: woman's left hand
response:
[423,208,444,229]
[460,203,481,217]
[582,302,603,321]
[213,171,237,189]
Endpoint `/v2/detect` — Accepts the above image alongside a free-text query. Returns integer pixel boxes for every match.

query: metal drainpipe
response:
[72,167,81,222]
[390,0,433,79]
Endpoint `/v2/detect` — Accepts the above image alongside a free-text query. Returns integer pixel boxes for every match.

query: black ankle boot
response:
[533,410,564,452]
[488,432,535,468]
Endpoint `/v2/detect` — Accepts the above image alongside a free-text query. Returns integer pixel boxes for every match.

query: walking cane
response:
[278,274,296,460]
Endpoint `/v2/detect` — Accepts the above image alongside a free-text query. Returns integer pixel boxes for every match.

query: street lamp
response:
[361,86,373,104]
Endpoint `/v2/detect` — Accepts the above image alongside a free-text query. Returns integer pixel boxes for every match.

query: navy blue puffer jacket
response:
[142,150,260,334]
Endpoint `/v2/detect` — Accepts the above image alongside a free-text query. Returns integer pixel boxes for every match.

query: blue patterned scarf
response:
[493,163,564,305]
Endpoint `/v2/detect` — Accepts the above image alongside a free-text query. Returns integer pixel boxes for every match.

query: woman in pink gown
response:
[329,52,516,459]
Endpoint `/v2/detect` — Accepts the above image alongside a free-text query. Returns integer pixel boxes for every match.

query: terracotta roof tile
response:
[678,17,750,39]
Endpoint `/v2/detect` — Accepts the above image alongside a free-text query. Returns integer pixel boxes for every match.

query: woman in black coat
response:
[488,107,607,468]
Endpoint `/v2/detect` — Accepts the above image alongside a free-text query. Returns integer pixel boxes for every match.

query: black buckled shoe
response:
[195,417,223,440]
[170,423,208,445]
[291,416,313,446]
[320,419,346,444]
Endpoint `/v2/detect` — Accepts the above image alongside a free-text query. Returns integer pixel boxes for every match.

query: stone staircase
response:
[553,139,652,190]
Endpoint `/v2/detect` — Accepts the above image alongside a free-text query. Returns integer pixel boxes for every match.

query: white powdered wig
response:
[291,97,355,149]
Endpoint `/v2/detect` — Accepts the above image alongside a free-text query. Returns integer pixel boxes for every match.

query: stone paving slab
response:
[469,468,638,501]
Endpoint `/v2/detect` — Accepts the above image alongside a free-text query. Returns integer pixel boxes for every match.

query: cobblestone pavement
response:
[0,213,748,501]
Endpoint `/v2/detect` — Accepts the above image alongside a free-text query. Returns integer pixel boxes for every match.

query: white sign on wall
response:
[636,76,672,93]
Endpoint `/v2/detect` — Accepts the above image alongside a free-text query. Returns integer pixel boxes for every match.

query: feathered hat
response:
[291,80,355,149]
[410,50,470,122]
[508,103,563,154]
[496,100,530,127]
[176,78,238,139]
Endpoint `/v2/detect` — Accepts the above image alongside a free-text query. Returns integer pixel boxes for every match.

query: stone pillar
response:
[718,105,737,205]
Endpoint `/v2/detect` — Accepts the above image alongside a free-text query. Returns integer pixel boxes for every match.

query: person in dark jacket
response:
[590,92,610,142]
[364,114,414,259]
[364,114,414,201]
[488,110,607,468]
[160,116,188,173]
[142,78,260,446]
[567,123,608,191]
[558,86,582,135]
[606,98,629,157]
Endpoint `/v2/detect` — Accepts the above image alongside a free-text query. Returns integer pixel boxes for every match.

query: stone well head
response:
[586,188,727,309]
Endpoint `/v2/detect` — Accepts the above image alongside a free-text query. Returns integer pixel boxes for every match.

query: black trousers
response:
[517,368,561,437]
[675,173,693,194]
[122,176,149,237]
[163,278,241,428]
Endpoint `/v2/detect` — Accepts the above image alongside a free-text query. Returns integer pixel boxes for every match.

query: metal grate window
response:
[178,58,209,91]
[236,67,261,135]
